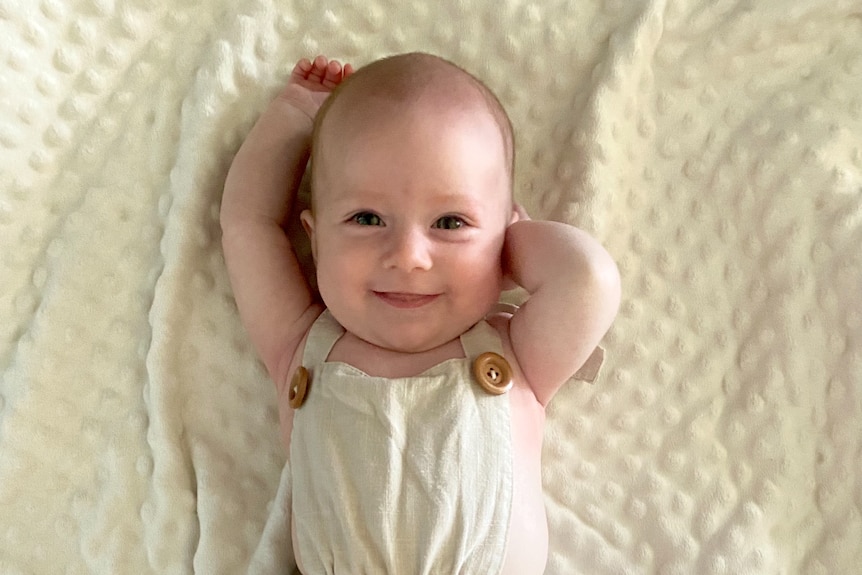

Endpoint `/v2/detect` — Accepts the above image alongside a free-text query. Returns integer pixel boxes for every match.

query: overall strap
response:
[301,309,345,368]
[458,302,518,361]
[459,319,505,362]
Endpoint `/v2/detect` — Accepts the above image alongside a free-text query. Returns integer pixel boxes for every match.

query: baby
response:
[221,53,620,574]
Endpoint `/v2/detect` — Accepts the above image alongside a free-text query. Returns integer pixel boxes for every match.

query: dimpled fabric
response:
[0,1,860,574]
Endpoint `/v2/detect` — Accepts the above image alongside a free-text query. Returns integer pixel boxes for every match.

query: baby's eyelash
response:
[350,212,384,226]
[432,215,466,230]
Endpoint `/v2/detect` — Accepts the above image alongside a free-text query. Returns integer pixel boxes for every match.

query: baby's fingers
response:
[306,55,330,82]
[288,55,353,92]
[321,59,344,89]
[290,57,313,80]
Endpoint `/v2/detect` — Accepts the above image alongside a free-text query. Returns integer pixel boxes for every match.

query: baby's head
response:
[310,52,514,200]
[301,52,518,352]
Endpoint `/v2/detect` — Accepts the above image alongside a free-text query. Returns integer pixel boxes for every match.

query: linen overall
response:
[289,310,513,574]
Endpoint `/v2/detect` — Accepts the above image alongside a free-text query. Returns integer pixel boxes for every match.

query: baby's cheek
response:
[459,258,503,299]
[313,259,342,305]
[317,250,365,296]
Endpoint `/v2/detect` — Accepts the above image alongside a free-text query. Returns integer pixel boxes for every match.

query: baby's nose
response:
[383,227,433,272]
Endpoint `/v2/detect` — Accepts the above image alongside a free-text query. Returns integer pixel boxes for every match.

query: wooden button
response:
[289,366,309,409]
[473,352,513,395]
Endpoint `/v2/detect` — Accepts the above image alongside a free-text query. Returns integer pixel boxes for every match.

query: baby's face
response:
[302,103,513,353]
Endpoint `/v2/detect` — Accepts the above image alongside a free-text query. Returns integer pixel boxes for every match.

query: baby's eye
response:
[433,215,465,230]
[352,212,383,226]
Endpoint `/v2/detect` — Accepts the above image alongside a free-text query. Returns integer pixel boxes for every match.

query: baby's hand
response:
[279,55,354,122]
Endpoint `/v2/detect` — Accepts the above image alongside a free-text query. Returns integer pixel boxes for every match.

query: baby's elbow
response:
[588,252,622,321]
[219,196,238,232]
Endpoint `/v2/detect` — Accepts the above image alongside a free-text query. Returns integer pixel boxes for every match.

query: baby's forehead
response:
[328,89,490,136]
[314,93,503,172]
[311,53,513,201]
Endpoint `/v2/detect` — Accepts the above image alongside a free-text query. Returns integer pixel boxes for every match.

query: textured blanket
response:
[1,0,860,573]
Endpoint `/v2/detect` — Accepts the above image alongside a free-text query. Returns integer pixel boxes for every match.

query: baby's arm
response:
[221,57,351,387]
[504,220,621,406]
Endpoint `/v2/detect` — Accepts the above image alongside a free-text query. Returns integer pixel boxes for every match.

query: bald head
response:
[309,52,514,199]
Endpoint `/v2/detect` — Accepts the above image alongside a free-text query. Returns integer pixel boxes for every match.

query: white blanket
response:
[1,0,860,573]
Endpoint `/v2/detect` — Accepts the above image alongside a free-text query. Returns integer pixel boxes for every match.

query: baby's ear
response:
[300,209,317,264]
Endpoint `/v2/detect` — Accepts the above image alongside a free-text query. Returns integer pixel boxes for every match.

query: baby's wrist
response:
[272,99,316,132]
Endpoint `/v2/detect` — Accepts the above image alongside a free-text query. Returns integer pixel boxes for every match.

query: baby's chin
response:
[355,323,464,354]
[334,309,491,355]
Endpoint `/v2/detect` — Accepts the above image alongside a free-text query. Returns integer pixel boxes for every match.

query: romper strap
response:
[487,301,519,316]
[459,319,505,362]
[458,302,516,361]
[301,309,345,368]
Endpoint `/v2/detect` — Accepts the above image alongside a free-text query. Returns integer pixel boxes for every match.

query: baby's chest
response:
[326,334,465,378]
[291,363,515,494]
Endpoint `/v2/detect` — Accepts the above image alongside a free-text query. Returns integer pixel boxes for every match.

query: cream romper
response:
[289,309,514,574]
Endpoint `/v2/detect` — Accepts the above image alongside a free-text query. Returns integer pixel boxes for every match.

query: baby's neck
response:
[325,330,465,378]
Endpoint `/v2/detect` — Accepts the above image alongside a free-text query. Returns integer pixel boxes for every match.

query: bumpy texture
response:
[1,0,860,573]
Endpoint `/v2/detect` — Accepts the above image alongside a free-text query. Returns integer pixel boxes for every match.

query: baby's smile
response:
[372,291,441,309]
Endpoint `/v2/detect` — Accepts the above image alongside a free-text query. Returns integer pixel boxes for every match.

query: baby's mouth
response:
[373,291,440,309]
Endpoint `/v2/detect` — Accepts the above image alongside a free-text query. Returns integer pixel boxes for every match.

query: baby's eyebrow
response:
[430,191,473,203]
[327,188,488,215]
[433,198,488,219]
[330,188,386,204]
